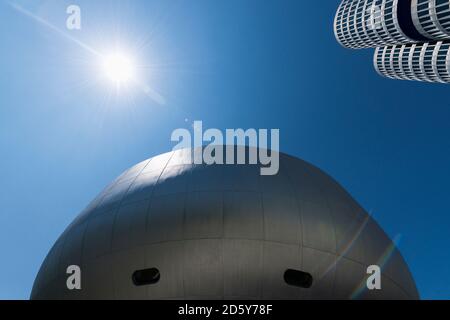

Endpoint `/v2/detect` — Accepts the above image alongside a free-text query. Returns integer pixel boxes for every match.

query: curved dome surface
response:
[31,147,419,300]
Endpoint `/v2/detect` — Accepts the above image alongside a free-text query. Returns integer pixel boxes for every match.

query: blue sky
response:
[0,0,449,299]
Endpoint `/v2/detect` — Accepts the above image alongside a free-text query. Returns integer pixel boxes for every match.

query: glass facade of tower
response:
[412,0,450,40]
[374,42,450,83]
[334,0,412,48]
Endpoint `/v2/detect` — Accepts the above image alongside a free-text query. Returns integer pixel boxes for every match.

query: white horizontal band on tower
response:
[374,41,450,83]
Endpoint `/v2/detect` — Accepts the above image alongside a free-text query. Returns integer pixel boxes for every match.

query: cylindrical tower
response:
[334,0,450,49]
[374,41,450,82]
[411,0,450,40]
[334,0,415,48]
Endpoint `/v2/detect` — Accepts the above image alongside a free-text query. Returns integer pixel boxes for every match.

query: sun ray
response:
[8,1,166,106]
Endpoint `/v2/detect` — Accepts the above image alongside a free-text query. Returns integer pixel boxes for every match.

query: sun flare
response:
[102,52,136,85]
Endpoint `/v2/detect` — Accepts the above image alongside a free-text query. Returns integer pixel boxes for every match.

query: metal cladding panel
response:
[83,254,115,300]
[262,242,302,300]
[83,211,115,261]
[112,248,146,300]
[185,191,224,239]
[147,194,185,243]
[183,239,224,299]
[302,247,336,300]
[223,192,264,240]
[262,193,301,244]
[58,222,86,274]
[145,242,185,299]
[223,239,263,299]
[111,200,148,251]
[334,213,366,262]
[31,147,420,300]
[122,171,159,205]
[301,201,336,253]
[334,257,368,299]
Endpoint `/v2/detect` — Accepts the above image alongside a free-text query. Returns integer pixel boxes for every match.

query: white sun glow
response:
[102,52,136,85]
[11,3,167,105]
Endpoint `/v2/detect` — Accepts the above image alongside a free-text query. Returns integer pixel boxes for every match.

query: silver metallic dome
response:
[31,147,419,300]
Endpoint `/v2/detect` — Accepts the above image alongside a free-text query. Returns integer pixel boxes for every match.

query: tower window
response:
[284,269,313,288]
[132,268,160,286]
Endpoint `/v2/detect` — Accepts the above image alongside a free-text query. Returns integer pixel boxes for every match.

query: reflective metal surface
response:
[31,147,419,300]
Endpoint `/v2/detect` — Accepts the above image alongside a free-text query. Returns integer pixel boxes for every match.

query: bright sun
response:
[102,52,136,85]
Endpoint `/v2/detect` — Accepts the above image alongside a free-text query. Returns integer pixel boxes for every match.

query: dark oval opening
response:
[284,269,313,288]
[132,268,160,286]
